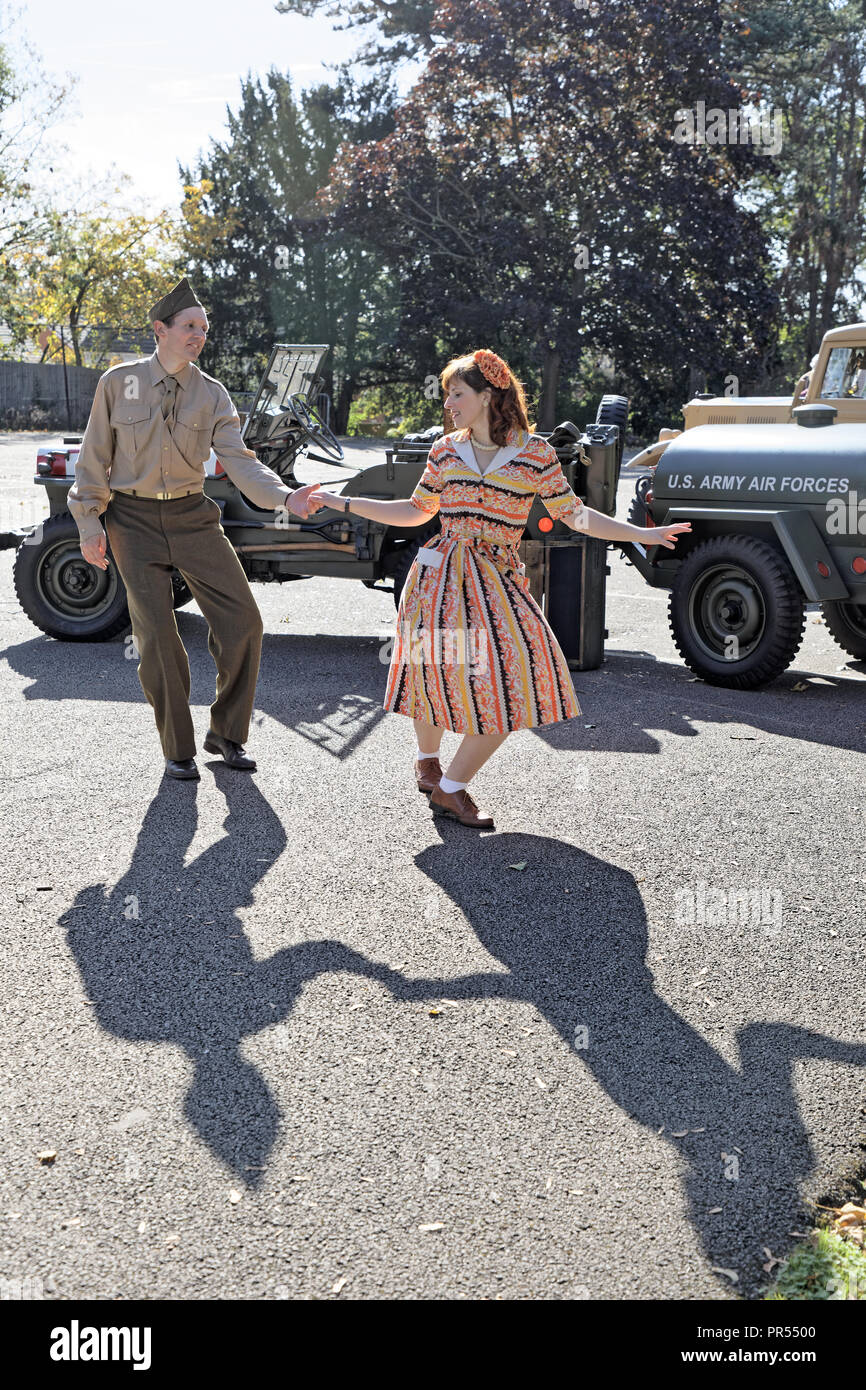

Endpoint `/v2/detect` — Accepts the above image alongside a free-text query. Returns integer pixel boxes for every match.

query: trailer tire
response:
[820,599,866,660]
[171,573,194,609]
[392,541,421,609]
[627,474,653,528]
[13,513,131,641]
[669,534,805,688]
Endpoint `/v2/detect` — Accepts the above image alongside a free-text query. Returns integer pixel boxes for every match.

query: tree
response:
[7,198,178,366]
[274,0,438,73]
[720,0,866,373]
[178,69,403,429]
[328,0,778,431]
[0,5,75,298]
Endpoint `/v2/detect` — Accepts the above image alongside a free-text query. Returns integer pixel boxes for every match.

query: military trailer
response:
[625,321,866,527]
[13,343,627,671]
[621,402,866,687]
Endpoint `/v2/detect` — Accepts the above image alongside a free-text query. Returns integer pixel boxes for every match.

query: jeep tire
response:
[820,599,866,661]
[669,534,806,688]
[13,513,131,641]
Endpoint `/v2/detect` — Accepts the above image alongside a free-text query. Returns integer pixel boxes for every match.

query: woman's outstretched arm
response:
[306,488,433,528]
[563,502,691,550]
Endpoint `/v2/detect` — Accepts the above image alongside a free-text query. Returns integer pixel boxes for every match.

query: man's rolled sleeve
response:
[67,376,114,541]
[211,387,292,512]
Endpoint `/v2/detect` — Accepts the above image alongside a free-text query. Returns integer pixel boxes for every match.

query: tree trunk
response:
[538,345,560,431]
[334,375,356,435]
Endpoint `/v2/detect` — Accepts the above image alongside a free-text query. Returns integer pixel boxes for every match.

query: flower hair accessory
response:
[473,348,511,389]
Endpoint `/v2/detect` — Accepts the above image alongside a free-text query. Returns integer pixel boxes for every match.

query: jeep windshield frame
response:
[241,343,331,446]
[820,346,866,400]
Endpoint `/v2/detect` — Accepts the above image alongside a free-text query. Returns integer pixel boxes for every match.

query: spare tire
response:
[596,394,629,474]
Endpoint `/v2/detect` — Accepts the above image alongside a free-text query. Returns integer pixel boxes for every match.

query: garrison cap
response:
[149,277,205,324]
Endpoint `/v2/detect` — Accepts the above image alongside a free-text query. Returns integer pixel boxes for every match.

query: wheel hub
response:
[37,540,118,619]
[690,566,766,660]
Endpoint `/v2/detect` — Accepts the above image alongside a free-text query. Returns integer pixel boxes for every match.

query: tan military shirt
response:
[67,350,292,541]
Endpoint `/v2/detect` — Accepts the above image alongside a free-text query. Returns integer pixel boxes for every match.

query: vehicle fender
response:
[652,505,850,602]
[622,436,676,473]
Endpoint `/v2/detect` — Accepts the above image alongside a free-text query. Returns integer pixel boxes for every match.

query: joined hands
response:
[283,484,344,520]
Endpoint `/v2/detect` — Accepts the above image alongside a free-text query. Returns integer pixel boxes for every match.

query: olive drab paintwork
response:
[622,397,866,687]
[645,417,866,605]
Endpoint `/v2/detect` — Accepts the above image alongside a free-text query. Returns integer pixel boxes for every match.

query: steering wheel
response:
[287,393,344,461]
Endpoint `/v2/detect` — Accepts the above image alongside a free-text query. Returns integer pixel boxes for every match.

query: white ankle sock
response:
[416,745,440,761]
[439,775,467,794]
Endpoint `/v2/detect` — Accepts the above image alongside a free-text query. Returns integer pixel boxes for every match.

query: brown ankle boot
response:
[430,784,495,829]
[415,757,443,794]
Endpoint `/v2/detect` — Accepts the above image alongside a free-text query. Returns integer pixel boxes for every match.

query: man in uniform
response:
[68,277,317,780]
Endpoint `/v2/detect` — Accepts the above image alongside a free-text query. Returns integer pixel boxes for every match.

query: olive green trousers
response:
[104,490,263,761]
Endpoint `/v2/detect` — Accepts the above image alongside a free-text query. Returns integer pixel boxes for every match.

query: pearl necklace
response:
[469,432,499,451]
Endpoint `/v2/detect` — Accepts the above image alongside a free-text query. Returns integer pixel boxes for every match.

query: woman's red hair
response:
[440,351,535,446]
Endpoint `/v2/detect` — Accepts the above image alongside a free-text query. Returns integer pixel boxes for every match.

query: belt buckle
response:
[156,490,171,500]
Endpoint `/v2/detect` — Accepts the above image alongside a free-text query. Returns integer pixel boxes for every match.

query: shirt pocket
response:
[172,410,211,468]
[110,402,153,453]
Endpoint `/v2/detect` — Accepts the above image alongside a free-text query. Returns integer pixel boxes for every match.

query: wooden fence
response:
[0,361,102,430]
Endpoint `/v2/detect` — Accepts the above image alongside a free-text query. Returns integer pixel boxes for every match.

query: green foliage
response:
[762,1227,866,1300]
[178,69,402,430]
[273,0,438,72]
[5,201,176,366]
[178,0,865,438]
[0,9,74,260]
[720,0,866,377]
[346,380,441,436]
[330,0,779,433]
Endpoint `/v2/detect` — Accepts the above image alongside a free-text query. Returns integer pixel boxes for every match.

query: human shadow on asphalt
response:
[59,768,399,1189]
[60,786,866,1295]
[7,628,866,759]
[375,834,866,1297]
[5,629,392,759]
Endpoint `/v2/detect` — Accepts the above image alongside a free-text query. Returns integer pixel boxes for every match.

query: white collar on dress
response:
[449,426,531,477]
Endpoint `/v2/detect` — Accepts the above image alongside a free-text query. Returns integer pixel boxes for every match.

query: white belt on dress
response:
[417,535,518,568]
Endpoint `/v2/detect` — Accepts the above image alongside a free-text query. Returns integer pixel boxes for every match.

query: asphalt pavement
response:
[1,432,865,1302]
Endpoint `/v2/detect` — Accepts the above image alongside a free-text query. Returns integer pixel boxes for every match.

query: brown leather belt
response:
[114,488,203,501]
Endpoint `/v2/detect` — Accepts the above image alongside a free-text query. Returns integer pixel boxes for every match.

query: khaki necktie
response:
[161,374,178,424]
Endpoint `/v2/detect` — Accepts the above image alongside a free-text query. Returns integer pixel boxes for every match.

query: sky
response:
[23,0,415,212]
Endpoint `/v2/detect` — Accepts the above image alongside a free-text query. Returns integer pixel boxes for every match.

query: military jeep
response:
[13,343,627,669]
[625,322,866,528]
[621,402,866,687]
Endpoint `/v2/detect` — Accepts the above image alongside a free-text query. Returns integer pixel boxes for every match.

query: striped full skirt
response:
[382,533,582,734]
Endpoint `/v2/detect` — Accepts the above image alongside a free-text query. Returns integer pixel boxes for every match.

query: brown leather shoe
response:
[415,756,443,794]
[430,784,495,829]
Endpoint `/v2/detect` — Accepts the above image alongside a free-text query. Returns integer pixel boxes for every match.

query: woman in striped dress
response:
[307,349,690,829]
